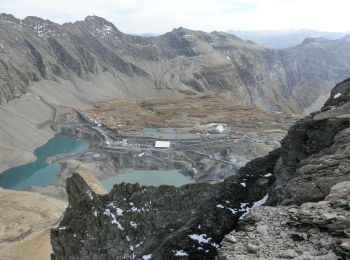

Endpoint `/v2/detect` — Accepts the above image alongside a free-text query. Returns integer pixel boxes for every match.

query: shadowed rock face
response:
[1,13,350,113]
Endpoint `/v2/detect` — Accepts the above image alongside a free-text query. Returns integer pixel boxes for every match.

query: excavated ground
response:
[33,96,296,200]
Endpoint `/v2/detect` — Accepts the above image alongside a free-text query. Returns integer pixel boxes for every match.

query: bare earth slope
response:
[0,188,67,260]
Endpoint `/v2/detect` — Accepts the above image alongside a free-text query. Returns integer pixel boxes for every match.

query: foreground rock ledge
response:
[218,181,350,259]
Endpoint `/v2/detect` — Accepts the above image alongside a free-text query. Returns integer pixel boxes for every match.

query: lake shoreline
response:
[0,135,89,191]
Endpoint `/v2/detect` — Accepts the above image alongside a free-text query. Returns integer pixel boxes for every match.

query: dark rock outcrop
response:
[51,149,278,259]
[269,79,350,205]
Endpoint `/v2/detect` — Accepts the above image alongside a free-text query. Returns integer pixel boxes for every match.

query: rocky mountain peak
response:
[22,16,57,38]
[84,15,111,23]
[81,15,122,41]
[301,37,329,45]
[83,15,119,31]
[170,27,194,36]
[23,16,46,23]
[0,13,21,24]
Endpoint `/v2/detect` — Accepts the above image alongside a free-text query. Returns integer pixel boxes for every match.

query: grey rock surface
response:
[217,181,350,259]
[270,79,350,205]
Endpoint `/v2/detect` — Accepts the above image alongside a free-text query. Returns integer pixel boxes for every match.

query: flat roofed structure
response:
[155,141,171,148]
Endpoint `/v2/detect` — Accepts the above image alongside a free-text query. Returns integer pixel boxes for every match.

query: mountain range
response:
[1,13,350,115]
[228,29,349,49]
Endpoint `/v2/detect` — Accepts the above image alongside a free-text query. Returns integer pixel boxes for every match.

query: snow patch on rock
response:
[334,93,342,99]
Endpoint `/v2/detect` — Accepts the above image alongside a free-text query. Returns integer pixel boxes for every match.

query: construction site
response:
[50,96,296,185]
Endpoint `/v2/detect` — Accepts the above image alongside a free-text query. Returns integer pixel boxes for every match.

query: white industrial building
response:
[154,141,171,148]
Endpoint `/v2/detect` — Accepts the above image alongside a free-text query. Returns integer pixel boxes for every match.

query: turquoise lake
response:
[0,135,89,190]
[102,169,193,191]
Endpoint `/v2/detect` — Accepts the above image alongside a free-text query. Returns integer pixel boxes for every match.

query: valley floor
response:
[30,95,295,200]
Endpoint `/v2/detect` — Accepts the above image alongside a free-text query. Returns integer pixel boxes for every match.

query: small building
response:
[155,141,171,148]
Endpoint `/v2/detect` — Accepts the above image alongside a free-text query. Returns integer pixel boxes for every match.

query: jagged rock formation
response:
[269,78,350,205]
[51,150,279,259]
[1,13,350,113]
[52,79,350,259]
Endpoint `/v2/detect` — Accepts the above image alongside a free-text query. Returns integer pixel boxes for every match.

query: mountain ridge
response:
[1,13,350,115]
[229,29,350,49]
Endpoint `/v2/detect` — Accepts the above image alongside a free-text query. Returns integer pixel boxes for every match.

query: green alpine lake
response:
[102,169,193,191]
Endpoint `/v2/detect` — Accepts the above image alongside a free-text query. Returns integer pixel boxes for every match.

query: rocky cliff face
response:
[52,79,350,259]
[218,78,350,259]
[1,13,350,113]
[269,78,350,205]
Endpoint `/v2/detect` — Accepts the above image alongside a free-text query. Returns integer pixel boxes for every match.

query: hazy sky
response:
[2,0,350,34]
